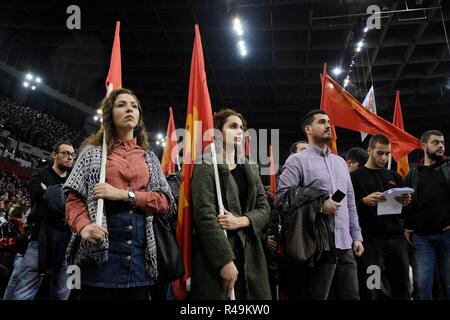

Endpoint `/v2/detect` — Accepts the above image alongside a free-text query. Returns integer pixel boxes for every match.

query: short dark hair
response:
[289,140,308,155]
[346,147,368,165]
[420,130,443,144]
[368,134,390,149]
[52,141,73,153]
[301,109,328,134]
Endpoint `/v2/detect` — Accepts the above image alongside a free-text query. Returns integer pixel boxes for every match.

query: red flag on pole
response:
[393,91,410,176]
[269,145,277,196]
[320,63,338,154]
[105,21,122,95]
[161,107,179,175]
[320,70,420,161]
[172,25,215,300]
[96,21,122,225]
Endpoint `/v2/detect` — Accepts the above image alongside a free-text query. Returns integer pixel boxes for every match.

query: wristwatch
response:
[127,189,136,205]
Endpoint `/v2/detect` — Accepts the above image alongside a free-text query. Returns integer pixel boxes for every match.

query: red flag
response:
[320,64,338,154]
[245,134,251,158]
[161,107,179,175]
[393,91,410,176]
[269,145,276,196]
[321,71,420,161]
[105,21,122,95]
[172,25,215,300]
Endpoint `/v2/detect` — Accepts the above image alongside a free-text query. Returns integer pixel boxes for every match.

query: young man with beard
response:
[10,141,75,300]
[277,110,364,300]
[403,130,450,300]
[350,134,412,300]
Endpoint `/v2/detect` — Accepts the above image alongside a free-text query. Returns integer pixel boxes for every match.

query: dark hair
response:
[420,130,444,144]
[53,141,73,153]
[289,140,308,155]
[346,147,368,165]
[81,88,149,154]
[301,109,328,134]
[368,134,390,149]
[214,108,248,131]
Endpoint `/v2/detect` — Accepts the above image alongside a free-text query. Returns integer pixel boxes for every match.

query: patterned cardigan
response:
[63,144,176,279]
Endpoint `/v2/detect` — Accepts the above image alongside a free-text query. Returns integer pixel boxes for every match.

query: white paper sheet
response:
[377,187,414,216]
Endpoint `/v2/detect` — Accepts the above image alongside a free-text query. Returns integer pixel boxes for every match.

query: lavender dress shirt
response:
[277,145,363,249]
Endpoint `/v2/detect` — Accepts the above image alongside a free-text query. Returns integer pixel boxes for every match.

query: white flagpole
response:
[176,155,181,172]
[210,142,235,300]
[387,153,392,170]
[96,133,107,225]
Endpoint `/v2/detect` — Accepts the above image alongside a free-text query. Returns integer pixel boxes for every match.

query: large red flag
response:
[105,21,122,95]
[393,91,410,176]
[161,107,179,175]
[172,25,215,300]
[320,64,338,154]
[321,72,420,161]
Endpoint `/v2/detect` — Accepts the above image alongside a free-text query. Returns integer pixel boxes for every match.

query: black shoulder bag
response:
[153,214,185,283]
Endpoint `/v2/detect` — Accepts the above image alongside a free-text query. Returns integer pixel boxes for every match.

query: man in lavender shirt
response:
[277,109,364,300]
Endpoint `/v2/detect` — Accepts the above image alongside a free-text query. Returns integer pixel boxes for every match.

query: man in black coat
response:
[11,141,75,300]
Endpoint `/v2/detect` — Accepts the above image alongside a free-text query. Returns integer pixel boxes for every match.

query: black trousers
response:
[357,237,411,300]
[286,249,359,300]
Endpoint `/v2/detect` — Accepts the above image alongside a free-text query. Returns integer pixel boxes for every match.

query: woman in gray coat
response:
[190,109,271,300]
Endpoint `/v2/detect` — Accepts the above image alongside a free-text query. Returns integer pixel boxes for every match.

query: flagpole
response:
[96,133,107,225]
[210,142,236,300]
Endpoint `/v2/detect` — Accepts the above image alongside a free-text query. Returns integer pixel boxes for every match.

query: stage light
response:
[157,133,163,140]
[356,47,362,52]
[23,81,29,87]
[332,67,342,76]
[363,26,369,33]
[31,86,36,90]
[357,40,364,48]
[26,73,33,80]
[233,18,244,36]
[156,140,160,146]
[35,77,42,83]
[93,115,99,121]
[162,142,166,147]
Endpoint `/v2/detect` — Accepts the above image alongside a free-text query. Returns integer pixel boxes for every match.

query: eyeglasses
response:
[57,151,77,158]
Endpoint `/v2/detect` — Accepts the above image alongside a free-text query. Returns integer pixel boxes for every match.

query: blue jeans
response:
[3,254,24,300]
[411,232,450,300]
[11,241,70,300]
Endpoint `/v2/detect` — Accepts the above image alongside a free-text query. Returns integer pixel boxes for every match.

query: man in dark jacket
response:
[403,130,450,300]
[11,141,75,300]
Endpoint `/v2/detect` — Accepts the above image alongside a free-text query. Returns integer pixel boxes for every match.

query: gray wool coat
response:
[190,152,271,300]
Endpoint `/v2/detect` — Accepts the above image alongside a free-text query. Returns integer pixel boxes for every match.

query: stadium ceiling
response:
[0,0,449,157]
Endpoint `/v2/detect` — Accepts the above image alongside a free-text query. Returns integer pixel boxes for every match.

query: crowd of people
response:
[0,97,84,152]
[0,89,448,301]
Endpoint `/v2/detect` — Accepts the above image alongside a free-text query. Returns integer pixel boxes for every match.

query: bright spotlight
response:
[35,77,42,83]
[23,81,29,88]
[31,86,36,90]
[162,142,166,147]
[332,67,342,76]
[93,115,99,121]
[363,27,369,33]
[357,40,364,48]
[157,133,163,140]
[26,73,33,80]
[156,140,160,146]
[356,47,362,52]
